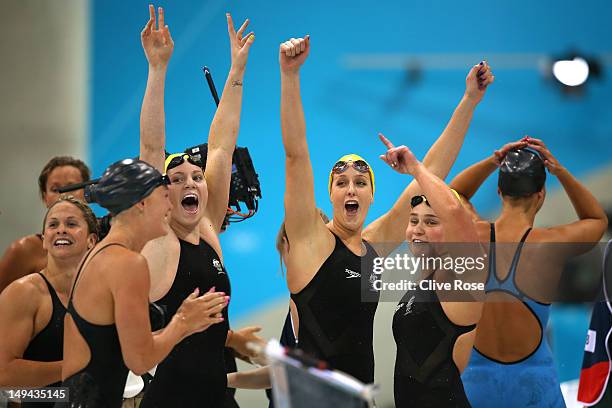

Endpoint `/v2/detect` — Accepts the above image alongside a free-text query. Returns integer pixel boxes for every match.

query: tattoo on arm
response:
[232,80,243,87]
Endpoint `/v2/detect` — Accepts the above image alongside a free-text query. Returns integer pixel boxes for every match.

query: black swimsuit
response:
[140,238,231,408]
[22,273,66,408]
[290,232,379,383]
[392,278,476,407]
[58,243,129,408]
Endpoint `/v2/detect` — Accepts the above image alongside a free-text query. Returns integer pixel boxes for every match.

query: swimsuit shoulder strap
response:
[69,243,128,302]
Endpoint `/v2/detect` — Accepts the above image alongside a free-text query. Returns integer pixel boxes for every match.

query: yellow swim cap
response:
[328,154,375,195]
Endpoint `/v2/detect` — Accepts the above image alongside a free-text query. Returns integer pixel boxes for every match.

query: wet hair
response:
[498,148,546,197]
[43,195,99,239]
[276,209,330,274]
[38,156,91,199]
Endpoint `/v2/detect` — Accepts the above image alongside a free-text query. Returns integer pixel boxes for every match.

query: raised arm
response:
[280,36,324,242]
[113,255,227,375]
[0,280,61,387]
[379,140,478,243]
[449,139,528,199]
[139,5,174,172]
[527,137,608,243]
[421,62,494,180]
[203,14,255,233]
[364,62,495,248]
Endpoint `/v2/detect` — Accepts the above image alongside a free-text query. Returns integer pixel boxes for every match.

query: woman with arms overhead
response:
[453,137,608,407]
[137,6,262,407]
[278,34,494,383]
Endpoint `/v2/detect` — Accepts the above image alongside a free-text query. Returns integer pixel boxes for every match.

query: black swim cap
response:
[59,159,169,215]
[498,148,546,197]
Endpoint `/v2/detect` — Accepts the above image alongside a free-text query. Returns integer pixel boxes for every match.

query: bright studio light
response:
[552,57,590,87]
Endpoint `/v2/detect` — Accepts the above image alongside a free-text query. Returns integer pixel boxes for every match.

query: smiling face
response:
[405,201,445,257]
[43,166,86,207]
[42,201,96,261]
[166,161,208,229]
[329,168,373,232]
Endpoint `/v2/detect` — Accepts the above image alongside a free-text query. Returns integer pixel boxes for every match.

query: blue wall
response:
[90,0,612,327]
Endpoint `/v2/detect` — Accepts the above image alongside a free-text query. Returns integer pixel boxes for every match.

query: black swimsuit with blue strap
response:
[461,224,564,408]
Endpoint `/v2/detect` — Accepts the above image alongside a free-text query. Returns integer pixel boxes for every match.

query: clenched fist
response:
[464,61,495,105]
[279,36,310,74]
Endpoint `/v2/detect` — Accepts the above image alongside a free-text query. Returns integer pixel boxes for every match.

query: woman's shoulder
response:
[0,273,46,311]
[5,234,45,259]
[11,273,47,294]
[86,243,147,276]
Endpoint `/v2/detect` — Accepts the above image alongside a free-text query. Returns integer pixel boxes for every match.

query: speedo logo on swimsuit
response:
[345,268,361,279]
[212,259,225,274]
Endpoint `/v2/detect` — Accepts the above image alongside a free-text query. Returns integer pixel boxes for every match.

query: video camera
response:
[184,143,261,223]
[58,66,261,237]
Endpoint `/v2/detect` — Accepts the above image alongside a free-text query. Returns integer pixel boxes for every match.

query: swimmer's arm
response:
[449,156,497,200]
[541,167,608,243]
[364,64,493,248]
[113,256,185,375]
[226,326,265,360]
[115,255,226,375]
[412,163,479,243]
[0,237,39,293]
[139,5,174,172]
[363,120,473,248]
[280,37,322,242]
[449,139,528,199]
[204,15,255,233]
[227,366,271,389]
[0,280,62,387]
[529,139,607,243]
[419,62,494,180]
